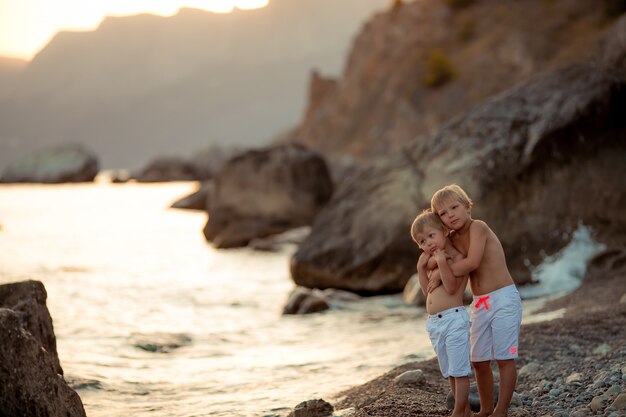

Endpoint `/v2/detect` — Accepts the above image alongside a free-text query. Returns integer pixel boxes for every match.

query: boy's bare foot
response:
[473,411,492,417]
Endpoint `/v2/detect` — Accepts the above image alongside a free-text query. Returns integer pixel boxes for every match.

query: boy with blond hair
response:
[411,210,472,417]
[430,184,522,417]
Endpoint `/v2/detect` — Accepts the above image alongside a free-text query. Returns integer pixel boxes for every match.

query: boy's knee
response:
[471,360,491,371]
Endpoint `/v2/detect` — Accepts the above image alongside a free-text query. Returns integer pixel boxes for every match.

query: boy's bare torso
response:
[426,248,469,315]
[451,220,515,296]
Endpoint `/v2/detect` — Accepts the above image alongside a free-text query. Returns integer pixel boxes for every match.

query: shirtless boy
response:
[431,185,522,417]
[412,209,472,417]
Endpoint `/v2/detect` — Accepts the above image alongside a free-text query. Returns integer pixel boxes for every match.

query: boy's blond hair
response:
[411,209,445,244]
[431,184,473,212]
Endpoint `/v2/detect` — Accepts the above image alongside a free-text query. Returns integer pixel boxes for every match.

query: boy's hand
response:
[427,275,441,293]
[434,249,451,261]
[417,252,431,270]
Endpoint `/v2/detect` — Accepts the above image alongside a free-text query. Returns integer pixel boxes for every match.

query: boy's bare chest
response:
[451,234,470,256]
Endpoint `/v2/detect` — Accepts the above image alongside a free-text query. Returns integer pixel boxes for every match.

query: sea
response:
[0,179,605,417]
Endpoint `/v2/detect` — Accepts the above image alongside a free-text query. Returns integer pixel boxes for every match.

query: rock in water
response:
[204,144,332,248]
[288,399,334,417]
[0,281,86,416]
[1,144,98,183]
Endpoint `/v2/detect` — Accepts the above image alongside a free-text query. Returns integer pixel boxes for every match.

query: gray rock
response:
[567,372,584,383]
[394,369,425,385]
[551,389,562,397]
[594,344,611,356]
[0,281,62,374]
[590,394,610,412]
[288,399,333,417]
[291,157,421,294]
[1,144,98,183]
[0,284,86,416]
[133,157,199,182]
[446,382,499,412]
[282,287,330,315]
[519,362,541,377]
[612,393,626,410]
[204,144,333,249]
[171,181,213,211]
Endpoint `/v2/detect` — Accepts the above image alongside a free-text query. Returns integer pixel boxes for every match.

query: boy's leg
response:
[491,359,517,417]
[450,376,471,417]
[472,360,494,417]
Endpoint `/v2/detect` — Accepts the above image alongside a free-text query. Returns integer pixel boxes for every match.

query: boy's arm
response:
[435,251,458,295]
[417,253,431,297]
[450,221,488,276]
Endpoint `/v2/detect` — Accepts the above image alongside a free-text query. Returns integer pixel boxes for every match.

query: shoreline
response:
[321,243,626,417]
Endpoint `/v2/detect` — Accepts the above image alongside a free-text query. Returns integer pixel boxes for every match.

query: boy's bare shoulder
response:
[469,219,492,235]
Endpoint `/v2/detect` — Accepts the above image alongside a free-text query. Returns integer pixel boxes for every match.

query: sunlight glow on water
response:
[0,182,430,417]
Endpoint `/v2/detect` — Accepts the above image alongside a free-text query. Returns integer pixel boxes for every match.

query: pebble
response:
[551,388,563,397]
[519,362,541,376]
[612,393,626,410]
[394,369,424,385]
[594,344,611,356]
[567,373,583,383]
[590,394,609,412]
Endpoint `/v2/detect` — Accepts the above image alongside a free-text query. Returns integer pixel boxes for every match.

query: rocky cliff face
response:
[291,13,626,294]
[295,0,611,161]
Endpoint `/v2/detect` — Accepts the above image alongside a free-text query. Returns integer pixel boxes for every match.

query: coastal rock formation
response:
[291,157,421,294]
[0,280,63,374]
[294,0,609,159]
[0,144,98,183]
[171,181,214,211]
[0,281,86,417]
[412,15,626,281]
[203,144,333,248]
[291,15,626,292]
[132,157,199,182]
[288,399,334,417]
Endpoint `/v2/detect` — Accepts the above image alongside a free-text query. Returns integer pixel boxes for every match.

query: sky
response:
[0,0,269,60]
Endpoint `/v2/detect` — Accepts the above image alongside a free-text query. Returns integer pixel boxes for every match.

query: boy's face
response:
[415,225,448,255]
[435,198,471,231]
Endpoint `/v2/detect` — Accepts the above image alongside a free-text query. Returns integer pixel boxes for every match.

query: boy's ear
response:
[443,228,451,237]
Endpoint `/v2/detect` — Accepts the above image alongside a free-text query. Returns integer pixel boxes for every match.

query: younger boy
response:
[431,184,522,417]
[411,210,472,417]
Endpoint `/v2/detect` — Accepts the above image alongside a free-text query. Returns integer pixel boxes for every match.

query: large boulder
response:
[0,144,98,183]
[291,158,421,294]
[0,281,86,417]
[0,280,62,374]
[204,144,333,248]
[290,16,626,292]
[132,157,199,182]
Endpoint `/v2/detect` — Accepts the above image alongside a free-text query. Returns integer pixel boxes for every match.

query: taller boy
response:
[431,184,522,417]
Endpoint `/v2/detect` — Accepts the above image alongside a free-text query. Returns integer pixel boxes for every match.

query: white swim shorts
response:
[426,306,472,379]
[470,284,522,362]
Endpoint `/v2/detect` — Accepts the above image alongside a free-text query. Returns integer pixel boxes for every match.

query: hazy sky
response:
[0,0,269,59]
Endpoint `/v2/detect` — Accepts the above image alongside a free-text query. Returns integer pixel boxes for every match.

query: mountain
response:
[0,56,27,99]
[0,0,391,169]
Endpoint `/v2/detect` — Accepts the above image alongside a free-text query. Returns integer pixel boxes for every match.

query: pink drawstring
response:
[475,295,490,310]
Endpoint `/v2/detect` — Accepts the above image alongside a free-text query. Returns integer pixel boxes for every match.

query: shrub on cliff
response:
[604,0,626,18]
[422,49,457,88]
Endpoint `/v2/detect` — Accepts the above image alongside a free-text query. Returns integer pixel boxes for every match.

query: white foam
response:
[519,225,605,299]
